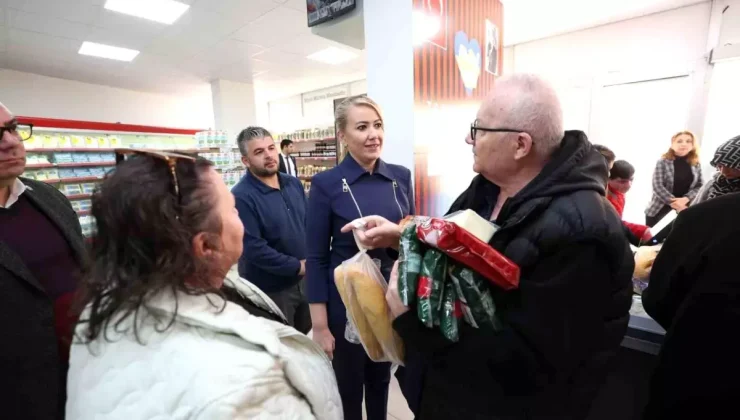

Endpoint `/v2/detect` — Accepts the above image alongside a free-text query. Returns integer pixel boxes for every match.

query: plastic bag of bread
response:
[334,227,405,364]
[634,244,662,281]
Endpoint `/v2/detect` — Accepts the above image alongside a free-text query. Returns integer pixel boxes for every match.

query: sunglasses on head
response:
[114,148,197,200]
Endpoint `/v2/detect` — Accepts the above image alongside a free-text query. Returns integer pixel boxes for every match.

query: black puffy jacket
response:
[394,131,634,420]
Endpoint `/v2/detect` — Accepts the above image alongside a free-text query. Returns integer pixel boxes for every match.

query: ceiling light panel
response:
[307,47,357,65]
[104,0,190,25]
[78,42,140,62]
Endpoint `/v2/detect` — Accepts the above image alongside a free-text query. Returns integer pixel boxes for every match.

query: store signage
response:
[303,85,349,104]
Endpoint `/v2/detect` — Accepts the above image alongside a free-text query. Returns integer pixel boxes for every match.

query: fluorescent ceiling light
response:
[78,42,140,62]
[104,0,190,25]
[307,47,357,65]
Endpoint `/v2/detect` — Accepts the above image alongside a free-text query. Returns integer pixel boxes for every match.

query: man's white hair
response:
[485,74,564,158]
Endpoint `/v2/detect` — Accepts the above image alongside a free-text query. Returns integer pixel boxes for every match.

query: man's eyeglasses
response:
[470,121,522,142]
[114,148,196,200]
[0,122,34,142]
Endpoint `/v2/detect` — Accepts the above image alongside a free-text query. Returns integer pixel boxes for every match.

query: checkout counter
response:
[623,295,665,355]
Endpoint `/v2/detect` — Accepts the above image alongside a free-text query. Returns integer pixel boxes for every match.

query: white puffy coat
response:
[65,275,342,420]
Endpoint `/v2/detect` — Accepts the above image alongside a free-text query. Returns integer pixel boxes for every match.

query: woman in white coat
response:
[65,150,342,420]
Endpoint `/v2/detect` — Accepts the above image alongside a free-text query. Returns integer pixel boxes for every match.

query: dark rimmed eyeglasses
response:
[114,148,196,199]
[470,120,523,142]
[0,121,34,142]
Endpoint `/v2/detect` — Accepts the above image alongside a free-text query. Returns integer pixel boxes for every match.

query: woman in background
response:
[66,151,341,419]
[644,131,703,227]
[692,134,740,205]
[305,96,414,420]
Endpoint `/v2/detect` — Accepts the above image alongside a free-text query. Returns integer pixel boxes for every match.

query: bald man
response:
[349,74,634,419]
[0,103,86,419]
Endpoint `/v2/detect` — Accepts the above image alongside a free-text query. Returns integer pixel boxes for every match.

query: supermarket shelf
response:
[76,210,92,216]
[27,161,115,168]
[66,194,92,200]
[29,148,210,154]
[296,156,336,161]
[56,161,115,168]
[27,148,117,152]
[42,176,103,184]
[17,116,203,136]
[281,137,336,144]
[298,175,313,180]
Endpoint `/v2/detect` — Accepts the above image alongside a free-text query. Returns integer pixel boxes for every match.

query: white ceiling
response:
[0,0,367,96]
[0,0,711,99]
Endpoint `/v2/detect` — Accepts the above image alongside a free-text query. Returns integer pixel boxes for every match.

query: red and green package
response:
[398,222,424,306]
[448,264,499,330]
[417,218,520,291]
[416,249,447,328]
[439,285,461,342]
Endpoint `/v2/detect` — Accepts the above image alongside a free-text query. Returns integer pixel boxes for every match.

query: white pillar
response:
[210,79,257,142]
[363,0,415,173]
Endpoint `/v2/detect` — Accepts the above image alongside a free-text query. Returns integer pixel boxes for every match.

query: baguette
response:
[334,264,385,360]
[351,266,405,363]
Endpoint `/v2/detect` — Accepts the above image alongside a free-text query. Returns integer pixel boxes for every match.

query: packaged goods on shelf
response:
[195,130,230,148]
[276,126,336,141]
[70,199,93,213]
[78,215,96,237]
[301,180,312,196]
[221,169,247,190]
[298,165,330,177]
[25,153,51,165]
[198,152,241,169]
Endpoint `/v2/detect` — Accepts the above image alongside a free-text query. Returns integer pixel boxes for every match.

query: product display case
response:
[17,116,228,238]
[273,127,337,195]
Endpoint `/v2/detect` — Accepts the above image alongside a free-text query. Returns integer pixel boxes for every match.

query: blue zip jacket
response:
[233,171,306,294]
[305,154,415,327]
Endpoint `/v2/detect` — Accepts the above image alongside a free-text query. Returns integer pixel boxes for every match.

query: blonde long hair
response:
[662,130,700,166]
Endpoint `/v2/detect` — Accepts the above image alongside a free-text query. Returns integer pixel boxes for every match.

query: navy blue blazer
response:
[233,171,307,294]
[305,154,415,327]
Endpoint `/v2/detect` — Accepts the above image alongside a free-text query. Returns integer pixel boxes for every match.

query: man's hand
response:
[386,261,410,319]
[299,260,306,277]
[341,215,403,250]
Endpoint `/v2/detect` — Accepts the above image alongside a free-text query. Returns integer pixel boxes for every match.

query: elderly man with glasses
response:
[0,102,86,420]
[344,74,634,419]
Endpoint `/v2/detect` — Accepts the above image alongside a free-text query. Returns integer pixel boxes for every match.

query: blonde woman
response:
[305,96,415,420]
[645,131,703,227]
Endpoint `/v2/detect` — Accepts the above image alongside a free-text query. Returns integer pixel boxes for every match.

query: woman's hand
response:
[386,262,410,319]
[341,215,402,250]
[312,326,335,360]
[670,197,689,211]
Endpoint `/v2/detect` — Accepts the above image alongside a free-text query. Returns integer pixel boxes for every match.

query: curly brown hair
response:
[76,154,223,342]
